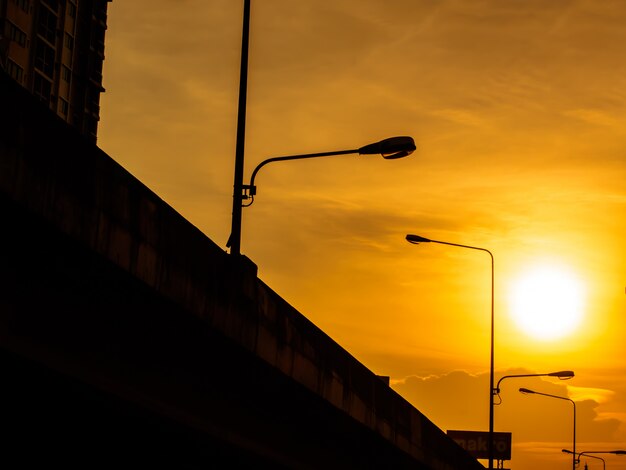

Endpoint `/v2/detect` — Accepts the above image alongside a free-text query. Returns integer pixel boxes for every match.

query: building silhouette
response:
[0,0,111,142]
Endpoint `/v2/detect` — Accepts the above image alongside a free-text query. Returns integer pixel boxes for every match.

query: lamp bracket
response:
[241,184,257,198]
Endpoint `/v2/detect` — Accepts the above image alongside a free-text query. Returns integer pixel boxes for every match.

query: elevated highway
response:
[0,72,483,469]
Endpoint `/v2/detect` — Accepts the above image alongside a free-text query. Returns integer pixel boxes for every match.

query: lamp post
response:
[227,137,415,253]
[230,0,252,257]
[405,234,495,469]
[519,388,577,469]
[563,449,626,470]
[228,1,415,255]
[563,450,605,470]
[494,371,574,403]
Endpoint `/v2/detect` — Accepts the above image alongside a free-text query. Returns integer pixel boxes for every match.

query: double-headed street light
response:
[228,137,416,253]
[520,388,577,469]
[405,234,495,469]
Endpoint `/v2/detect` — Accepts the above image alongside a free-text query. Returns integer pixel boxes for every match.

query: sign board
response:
[446,430,512,461]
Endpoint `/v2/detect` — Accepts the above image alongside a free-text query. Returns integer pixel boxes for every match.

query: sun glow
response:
[508,264,586,341]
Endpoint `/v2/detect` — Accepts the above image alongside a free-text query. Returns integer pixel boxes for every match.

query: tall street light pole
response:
[230,0,251,257]
[520,388,577,470]
[405,234,495,469]
[228,3,415,255]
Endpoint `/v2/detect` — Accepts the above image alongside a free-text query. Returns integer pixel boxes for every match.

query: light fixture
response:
[227,136,415,253]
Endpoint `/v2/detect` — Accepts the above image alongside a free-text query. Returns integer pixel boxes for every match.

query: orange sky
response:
[98,1,626,468]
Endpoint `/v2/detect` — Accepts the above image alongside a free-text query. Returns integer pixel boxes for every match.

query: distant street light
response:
[563,449,626,470]
[494,371,575,403]
[562,450,605,470]
[227,137,415,253]
[520,388,577,470]
[406,234,495,470]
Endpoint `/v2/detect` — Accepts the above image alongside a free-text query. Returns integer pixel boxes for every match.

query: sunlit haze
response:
[98,1,626,468]
[508,264,586,341]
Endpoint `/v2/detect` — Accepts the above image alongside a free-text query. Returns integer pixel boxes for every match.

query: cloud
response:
[568,385,616,404]
[563,109,623,128]
[391,368,621,445]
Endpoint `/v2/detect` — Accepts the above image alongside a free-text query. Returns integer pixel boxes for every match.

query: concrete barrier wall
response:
[0,72,483,469]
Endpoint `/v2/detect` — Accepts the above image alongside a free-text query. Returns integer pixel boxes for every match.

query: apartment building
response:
[0,0,111,142]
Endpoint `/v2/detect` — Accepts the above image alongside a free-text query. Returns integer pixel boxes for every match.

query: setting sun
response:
[508,264,586,341]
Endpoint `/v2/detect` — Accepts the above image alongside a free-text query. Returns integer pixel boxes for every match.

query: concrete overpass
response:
[0,72,484,469]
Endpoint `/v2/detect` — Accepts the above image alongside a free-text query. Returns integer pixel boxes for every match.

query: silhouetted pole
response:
[521,388,576,469]
[406,234,495,469]
[229,0,251,256]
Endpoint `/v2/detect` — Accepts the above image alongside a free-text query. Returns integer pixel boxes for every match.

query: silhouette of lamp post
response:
[562,450,605,470]
[563,449,626,470]
[228,0,415,254]
[227,136,416,253]
[405,234,495,470]
[519,388,577,470]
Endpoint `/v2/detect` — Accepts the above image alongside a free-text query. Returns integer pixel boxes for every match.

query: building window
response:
[34,38,55,78]
[6,59,24,84]
[87,117,98,136]
[33,72,52,103]
[68,2,77,18]
[59,98,69,116]
[6,21,27,47]
[41,0,59,12]
[61,65,71,83]
[38,5,58,44]
[64,32,74,50]
[11,0,30,13]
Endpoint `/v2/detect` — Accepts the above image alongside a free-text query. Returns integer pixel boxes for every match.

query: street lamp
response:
[563,449,626,470]
[563,450,605,470]
[228,0,415,255]
[405,234,495,469]
[519,388,577,469]
[227,136,415,253]
[494,370,575,403]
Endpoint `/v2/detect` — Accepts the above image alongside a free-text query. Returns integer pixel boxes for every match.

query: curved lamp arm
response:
[495,371,574,394]
[243,136,415,202]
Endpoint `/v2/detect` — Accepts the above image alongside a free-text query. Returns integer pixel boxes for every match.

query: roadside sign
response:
[446,430,512,461]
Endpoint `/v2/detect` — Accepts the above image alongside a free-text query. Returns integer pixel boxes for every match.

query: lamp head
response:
[549,370,575,379]
[406,234,431,244]
[519,387,535,394]
[358,136,416,159]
